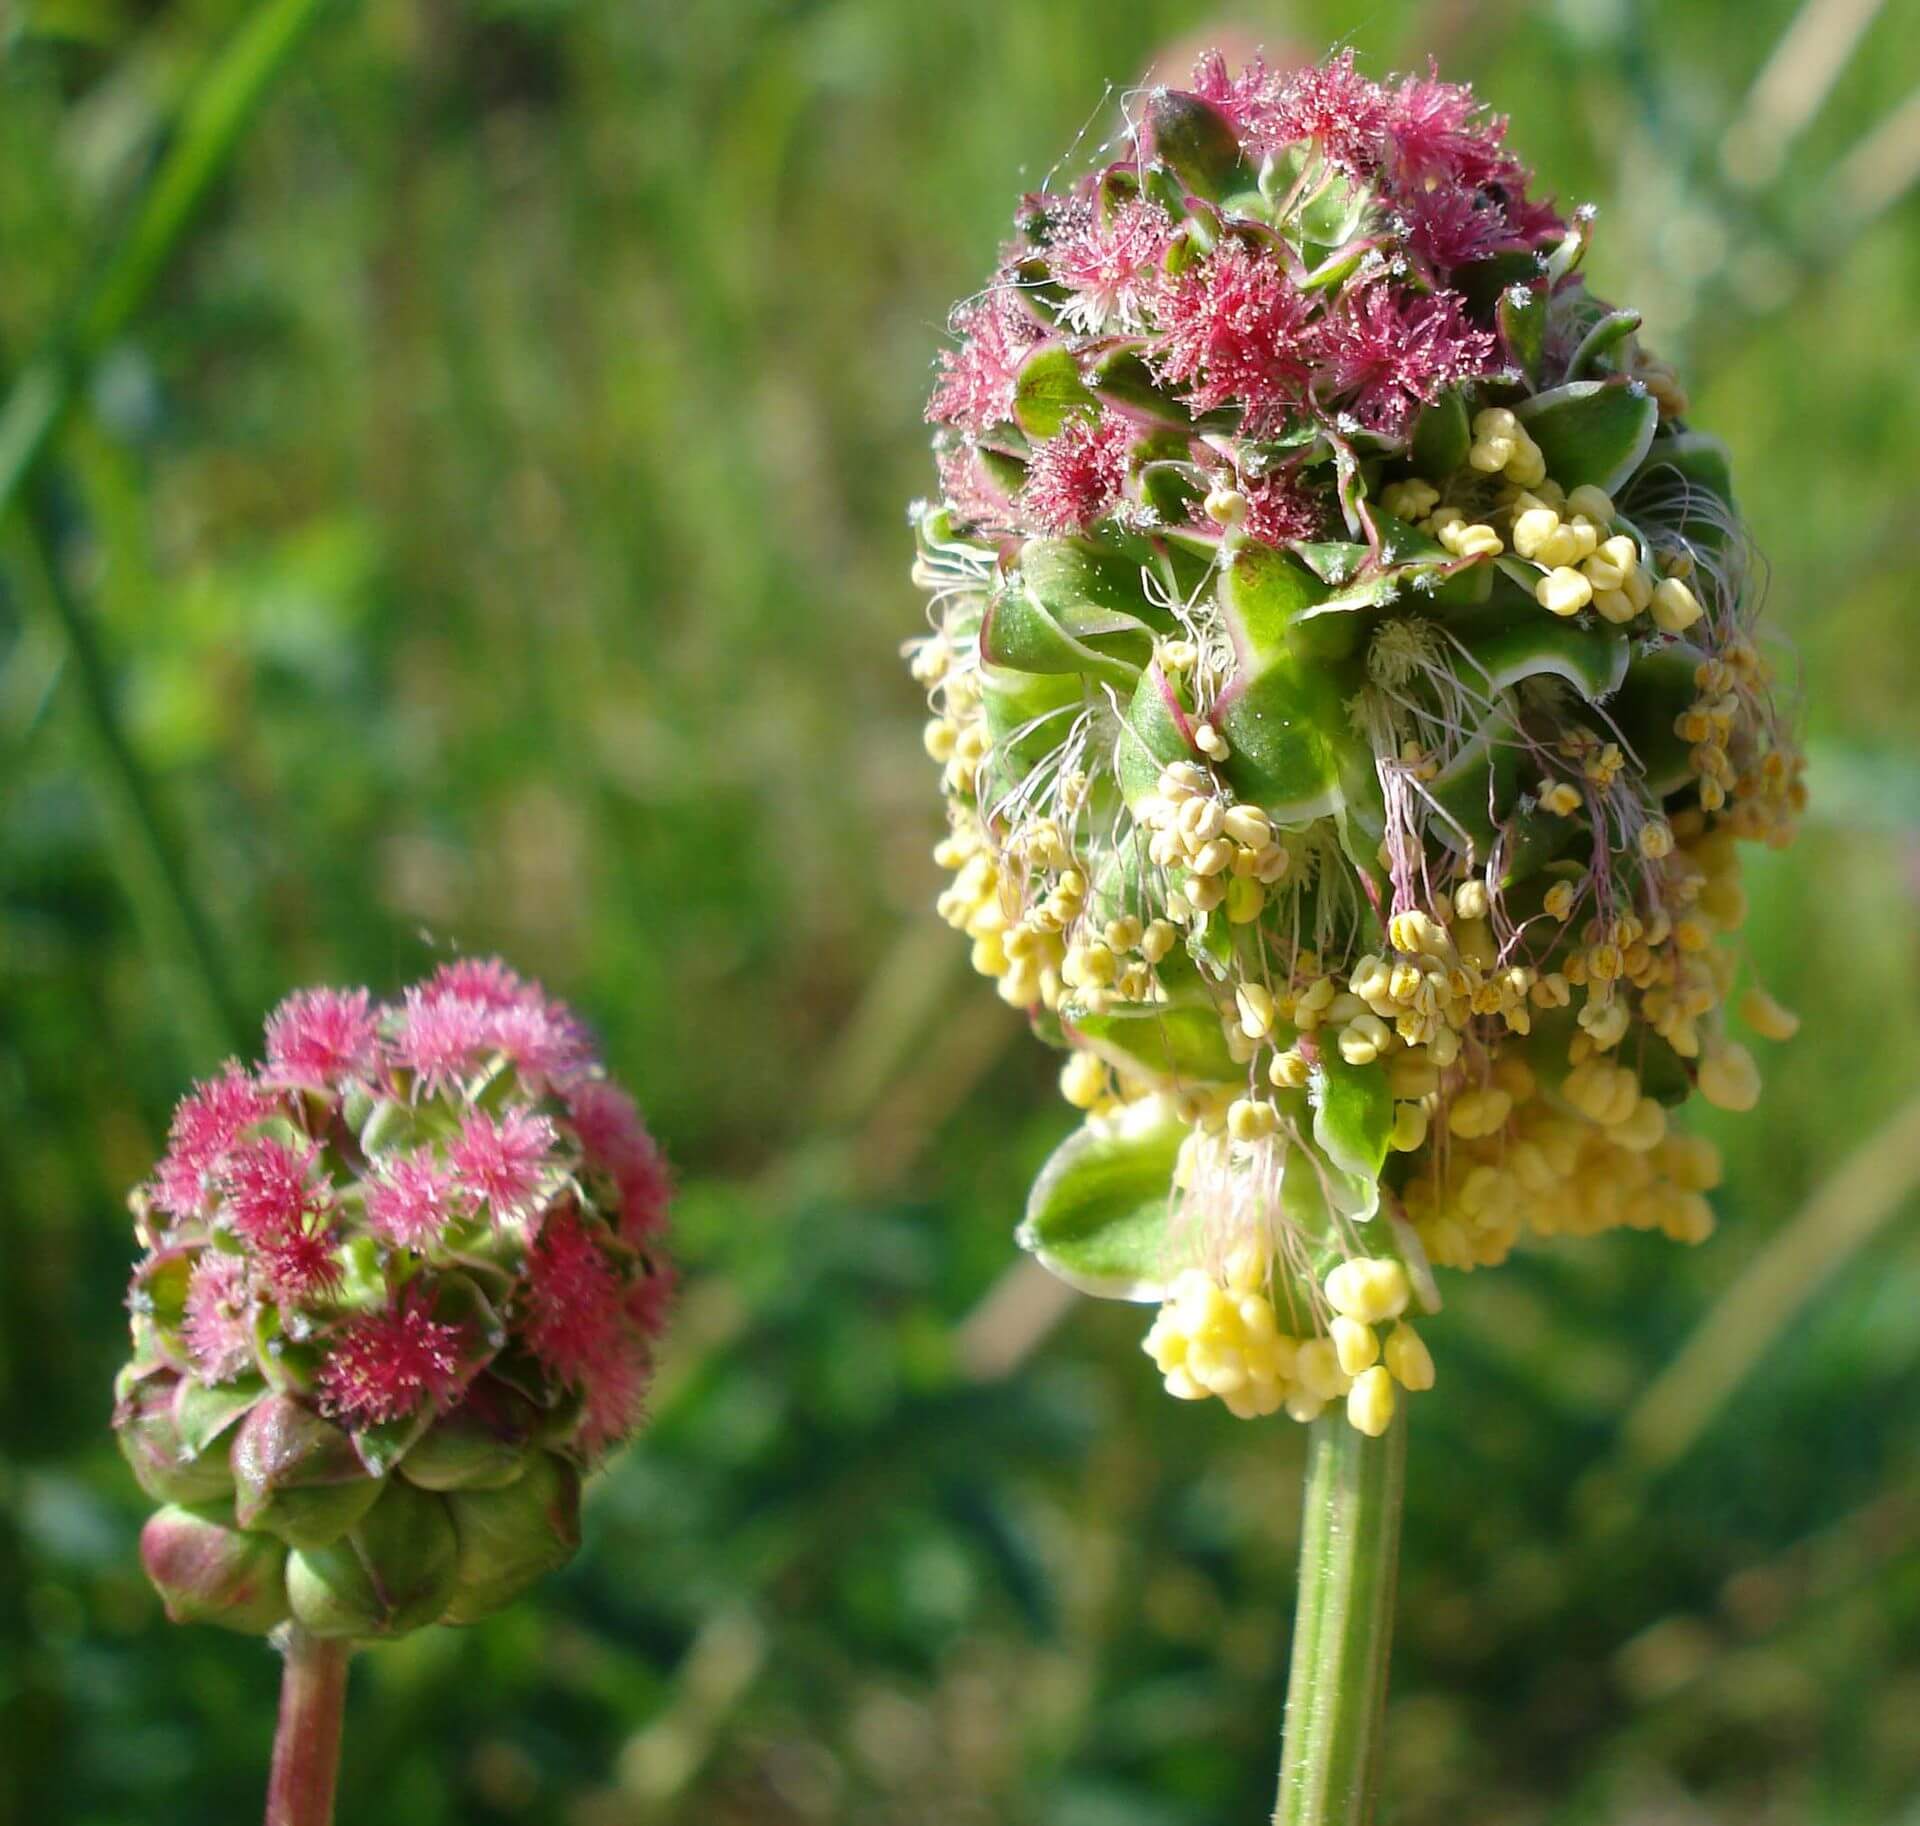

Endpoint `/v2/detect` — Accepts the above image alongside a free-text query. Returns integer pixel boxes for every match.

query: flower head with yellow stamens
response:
[909,50,1802,1433]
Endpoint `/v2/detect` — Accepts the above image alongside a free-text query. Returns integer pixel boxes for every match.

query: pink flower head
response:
[1051,197,1176,334]
[262,986,377,1093]
[182,1253,256,1383]
[216,1136,339,1299]
[1187,50,1289,145]
[1020,411,1132,535]
[316,1290,469,1427]
[1381,63,1516,190]
[1151,236,1316,432]
[568,1081,672,1241]
[422,956,533,1009]
[927,281,1045,434]
[1397,182,1517,272]
[150,1063,274,1222]
[522,1207,625,1389]
[365,1148,460,1250]
[936,441,1015,528]
[1222,465,1328,548]
[392,986,495,1097]
[449,1107,556,1221]
[487,997,593,1090]
[1315,281,1499,437]
[1270,50,1391,174]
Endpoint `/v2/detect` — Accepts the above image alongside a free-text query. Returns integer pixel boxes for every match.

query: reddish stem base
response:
[265,1627,351,1826]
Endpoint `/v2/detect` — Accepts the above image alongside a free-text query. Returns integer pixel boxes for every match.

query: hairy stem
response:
[1274,1412,1407,1826]
[265,1628,351,1826]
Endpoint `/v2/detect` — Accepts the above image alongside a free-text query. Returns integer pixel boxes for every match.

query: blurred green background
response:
[3,0,1918,1820]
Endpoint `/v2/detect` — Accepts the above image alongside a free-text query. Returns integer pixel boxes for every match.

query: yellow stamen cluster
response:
[1143,1255,1433,1433]
[1136,762,1291,928]
[1467,406,1546,487]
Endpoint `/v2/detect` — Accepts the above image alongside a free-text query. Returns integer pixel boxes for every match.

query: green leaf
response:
[1311,1052,1393,1187]
[1016,1104,1186,1299]
[1218,539,1328,656]
[1515,380,1659,494]
[1086,345,1189,424]
[1450,603,1630,701]
[1410,389,1470,479]
[1011,343,1095,439]
[980,589,1145,692]
[174,1373,267,1457]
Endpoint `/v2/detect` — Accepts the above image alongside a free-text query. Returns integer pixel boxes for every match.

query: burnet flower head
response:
[909,51,1803,1437]
[116,959,673,1639]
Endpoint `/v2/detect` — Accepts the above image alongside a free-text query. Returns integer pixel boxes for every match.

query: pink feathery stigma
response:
[182,1253,256,1383]
[1051,197,1176,334]
[1020,412,1133,535]
[1381,63,1515,189]
[927,282,1045,434]
[935,443,1013,528]
[1187,49,1289,145]
[1234,467,1328,548]
[522,1208,625,1388]
[391,986,495,1096]
[568,1081,672,1240]
[365,1148,460,1250]
[1151,236,1316,432]
[149,1064,274,1222]
[577,1332,651,1459]
[422,956,533,1009]
[487,997,593,1089]
[262,986,377,1093]
[448,1107,556,1220]
[316,1292,468,1427]
[1397,183,1516,272]
[216,1137,339,1299]
[1315,281,1499,436]
[1269,50,1392,174]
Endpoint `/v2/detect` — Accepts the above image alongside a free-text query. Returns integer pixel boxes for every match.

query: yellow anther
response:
[1440,520,1504,559]
[1347,1365,1397,1436]
[1447,1087,1512,1139]
[1612,1096,1669,1153]
[1383,1323,1436,1391]
[1388,1101,1429,1152]
[1739,986,1799,1041]
[1591,587,1638,624]
[1542,881,1577,921]
[1511,506,1560,559]
[1268,1047,1311,1090]
[1388,910,1452,960]
[1203,486,1247,526]
[1194,722,1230,761]
[1295,1338,1350,1403]
[923,717,958,762]
[1381,478,1440,521]
[1651,575,1703,633]
[1537,566,1594,617]
[1540,782,1583,817]
[1224,876,1265,924]
[1452,878,1489,921]
[1157,638,1197,673]
[1227,1097,1279,1142]
[1698,1041,1761,1111]
[1331,1315,1380,1377]
[1235,982,1276,1040]
[1638,819,1674,859]
[1140,920,1177,965]
[1059,1051,1109,1110]
[1566,484,1616,524]
[1324,1257,1411,1325]
[1337,1013,1393,1066]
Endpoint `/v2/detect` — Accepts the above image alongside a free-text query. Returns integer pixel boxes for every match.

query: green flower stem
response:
[1274,1411,1407,1826]
[265,1627,351,1826]
[8,505,241,1058]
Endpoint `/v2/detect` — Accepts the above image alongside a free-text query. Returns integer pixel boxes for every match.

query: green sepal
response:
[1070,1000,1241,1086]
[1566,308,1642,380]
[400,1379,541,1492]
[1293,540,1368,586]
[232,1393,383,1549]
[1515,380,1659,494]
[175,1373,268,1458]
[1087,345,1191,425]
[1450,600,1630,700]
[981,590,1145,690]
[980,664,1087,783]
[130,1247,194,1349]
[1116,665,1199,808]
[1012,343,1096,440]
[1610,642,1709,795]
[140,1503,290,1636]
[1311,1052,1394,1188]
[1015,1101,1186,1299]
[116,1371,240,1505]
[1410,389,1470,479]
[1147,88,1254,204]
[286,1479,460,1640]
[1498,280,1549,388]
[442,1452,583,1626]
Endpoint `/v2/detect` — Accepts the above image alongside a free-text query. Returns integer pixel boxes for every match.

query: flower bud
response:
[141,1504,289,1634]
[232,1392,382,1549]
[441,1451,583,1626]
[286,1479,460,1639]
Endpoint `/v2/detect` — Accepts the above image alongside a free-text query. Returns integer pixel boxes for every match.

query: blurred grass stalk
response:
[0,0,340,1061]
